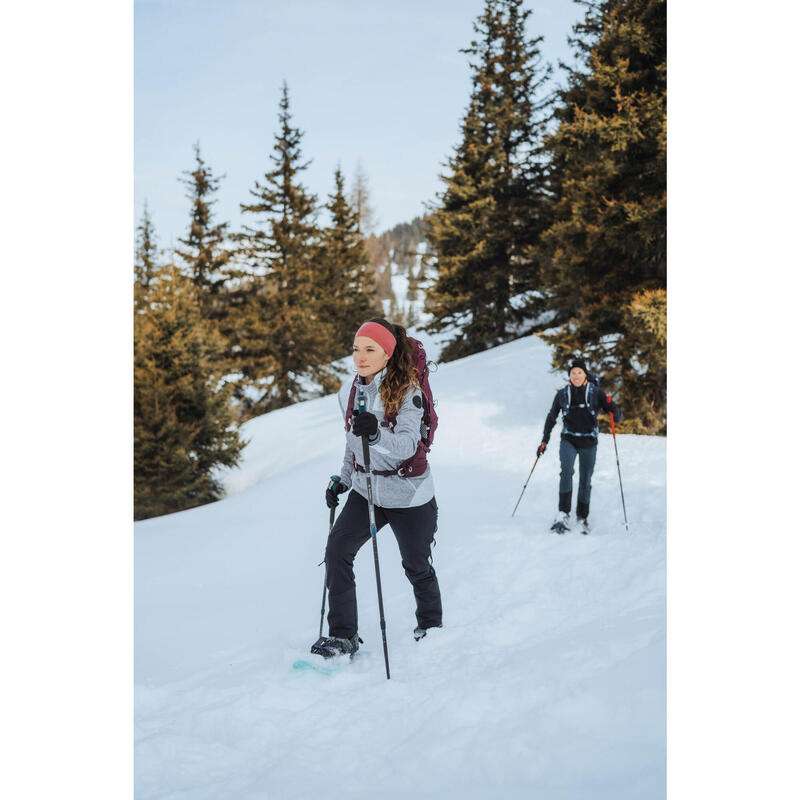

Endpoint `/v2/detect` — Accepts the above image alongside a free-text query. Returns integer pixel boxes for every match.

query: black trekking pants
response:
[325,491,442,639]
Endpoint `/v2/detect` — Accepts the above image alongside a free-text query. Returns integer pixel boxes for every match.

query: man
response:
[538,359,622,534]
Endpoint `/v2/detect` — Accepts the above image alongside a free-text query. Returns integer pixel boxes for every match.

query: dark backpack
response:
[344,337,437,478]
[558,372,601,437]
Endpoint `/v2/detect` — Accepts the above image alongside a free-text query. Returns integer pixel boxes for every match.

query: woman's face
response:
[353,336,390,381]
[569,367,587,387]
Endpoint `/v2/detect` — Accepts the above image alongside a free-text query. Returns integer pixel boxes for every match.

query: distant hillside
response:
[364,216,432,327]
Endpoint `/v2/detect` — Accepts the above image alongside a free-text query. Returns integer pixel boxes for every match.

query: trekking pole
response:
[318,476,340,638]
[511,455,541,517]
[608,394,629,532]
[357,385,391,680]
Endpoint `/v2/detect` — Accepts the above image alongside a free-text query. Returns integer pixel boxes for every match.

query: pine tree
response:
[134,264,245,520]
[363,232,394,314]
[349,160,377,236]
[318,166,378,361]
[623,287,666,432]
[410,243,436,309]
[540,0,666,433]
[235,82,332,413]
[424,0,553,360]
[134,202,159,311]
[175,143,233,320]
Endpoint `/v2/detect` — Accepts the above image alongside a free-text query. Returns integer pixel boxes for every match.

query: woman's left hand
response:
[352,410,379,438]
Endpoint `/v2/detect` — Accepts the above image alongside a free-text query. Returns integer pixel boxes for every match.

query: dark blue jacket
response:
[543,382,622,448]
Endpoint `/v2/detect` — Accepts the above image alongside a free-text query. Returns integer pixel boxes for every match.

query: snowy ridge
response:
[381,240,429,327]
[135,333,666,799]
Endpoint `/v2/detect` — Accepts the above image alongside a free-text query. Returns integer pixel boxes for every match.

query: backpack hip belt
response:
[562,427,599,438]
[352,443,429,478]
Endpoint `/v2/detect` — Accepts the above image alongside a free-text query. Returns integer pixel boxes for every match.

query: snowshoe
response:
[577,517,590,535]
[550,511,570,534]
[310,634,361,659]
[413,624,441,641]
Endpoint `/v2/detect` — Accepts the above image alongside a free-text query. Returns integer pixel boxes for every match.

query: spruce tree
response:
[318,166,378,360]
[235,82,332,413]
[175,143,233,320]
[349,160,377,236]
[363,233,395,312]
[134,202,159,311]
[540,0,666,433]
[425,0,553,360]
[134,264,245,520]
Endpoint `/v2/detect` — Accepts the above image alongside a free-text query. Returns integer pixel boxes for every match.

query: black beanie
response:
[568,358,588,374]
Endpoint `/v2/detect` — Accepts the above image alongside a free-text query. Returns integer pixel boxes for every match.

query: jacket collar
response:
[568,381,588,396]
[355,369,385,395]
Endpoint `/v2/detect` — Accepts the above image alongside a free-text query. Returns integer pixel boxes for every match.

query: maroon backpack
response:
[344,337,438,478]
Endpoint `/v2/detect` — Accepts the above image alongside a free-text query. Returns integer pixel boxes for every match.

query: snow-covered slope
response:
[135,334,666,799]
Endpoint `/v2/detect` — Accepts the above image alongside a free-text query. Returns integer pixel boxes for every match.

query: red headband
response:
[355,321,396,357]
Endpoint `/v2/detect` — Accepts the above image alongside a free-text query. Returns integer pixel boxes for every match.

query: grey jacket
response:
[337,372,435,509]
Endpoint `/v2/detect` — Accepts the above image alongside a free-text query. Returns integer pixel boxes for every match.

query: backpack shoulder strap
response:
[560,384,570,415]
[344,379,358,431]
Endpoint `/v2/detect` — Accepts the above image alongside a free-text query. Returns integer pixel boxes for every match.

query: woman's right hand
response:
[325,475,349,508]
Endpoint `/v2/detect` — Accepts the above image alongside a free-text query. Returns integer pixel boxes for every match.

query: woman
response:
[311,318,442,658]
[537,358,622,534]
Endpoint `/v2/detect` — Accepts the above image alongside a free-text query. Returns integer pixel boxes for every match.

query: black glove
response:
[537,441,547,457]
[352,410,378,438]
[325,476,349,508]
[605,393,623,423]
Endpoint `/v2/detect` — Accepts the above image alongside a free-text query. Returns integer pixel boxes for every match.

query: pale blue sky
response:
[135,0,584,247]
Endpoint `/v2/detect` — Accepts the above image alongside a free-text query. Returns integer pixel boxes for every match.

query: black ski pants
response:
[325,490,442,639]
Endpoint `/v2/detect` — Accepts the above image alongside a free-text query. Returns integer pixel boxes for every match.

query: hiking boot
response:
[550,511,570,534]
[310,634,361,659]
[577,516,590,535]
[413,624,442,641]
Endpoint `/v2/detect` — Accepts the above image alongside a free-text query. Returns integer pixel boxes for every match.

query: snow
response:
[135,333,665,799]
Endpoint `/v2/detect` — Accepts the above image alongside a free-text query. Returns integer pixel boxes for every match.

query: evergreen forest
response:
[134,0,666,519]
